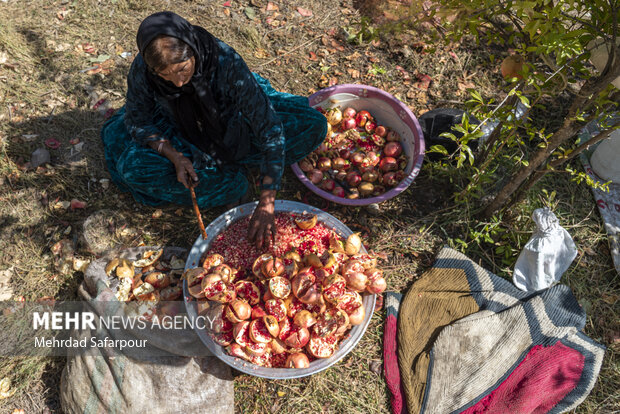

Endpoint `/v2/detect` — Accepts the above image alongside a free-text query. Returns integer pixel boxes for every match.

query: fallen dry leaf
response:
[395,65,411,80]
[0,267,14,301]
[414,73,432,90]
[297,7,313,17]
[308,51,318,61]
[56,8,70,20]
[53,200,71,212]
[70,199,87,209]
[346,68,360,78]
[266,1,278,11]
[253,48,269,59]
[345,51,361,61]
[0,377,16,400]
[152,209,163,219]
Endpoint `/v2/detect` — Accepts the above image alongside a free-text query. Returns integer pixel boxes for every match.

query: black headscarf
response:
[136,11,226,160]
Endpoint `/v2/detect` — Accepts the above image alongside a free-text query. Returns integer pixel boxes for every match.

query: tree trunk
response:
[481,59,620,218]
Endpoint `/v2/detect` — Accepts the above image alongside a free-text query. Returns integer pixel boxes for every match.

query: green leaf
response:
[428,145,449,155]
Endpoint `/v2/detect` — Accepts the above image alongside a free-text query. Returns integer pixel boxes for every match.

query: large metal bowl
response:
[292,84,425,206]
[183,200,376,379]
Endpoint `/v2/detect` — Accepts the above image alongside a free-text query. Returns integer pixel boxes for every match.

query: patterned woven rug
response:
[384,247,605,414]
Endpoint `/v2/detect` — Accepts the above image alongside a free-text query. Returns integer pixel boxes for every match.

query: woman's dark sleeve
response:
[124,55,175,146]
[224,50,285,191]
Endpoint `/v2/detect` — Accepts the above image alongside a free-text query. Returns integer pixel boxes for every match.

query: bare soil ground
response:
[0,0,618,413]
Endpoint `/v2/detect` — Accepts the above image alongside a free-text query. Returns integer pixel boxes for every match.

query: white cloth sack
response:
[513,207,578,291]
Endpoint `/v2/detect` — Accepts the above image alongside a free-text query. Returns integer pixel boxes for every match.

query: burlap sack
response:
[60,246,234,414]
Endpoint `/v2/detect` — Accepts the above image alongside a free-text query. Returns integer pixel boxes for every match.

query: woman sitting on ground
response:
[101,11,327,248]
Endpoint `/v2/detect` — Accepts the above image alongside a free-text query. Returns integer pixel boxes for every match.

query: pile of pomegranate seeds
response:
[208,213,335,269]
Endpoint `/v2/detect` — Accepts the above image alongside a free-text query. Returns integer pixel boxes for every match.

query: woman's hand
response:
[148,139,198,188]
[173,155,199,188]
[247,189,276,250]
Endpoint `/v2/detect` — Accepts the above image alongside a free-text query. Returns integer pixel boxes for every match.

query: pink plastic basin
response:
[292,84,425,206]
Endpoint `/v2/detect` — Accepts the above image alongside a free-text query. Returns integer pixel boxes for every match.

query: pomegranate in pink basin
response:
[297,102,417,201]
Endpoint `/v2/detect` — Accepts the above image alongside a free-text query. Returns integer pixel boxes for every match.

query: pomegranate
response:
[307,169,323,184]
[249,318,274,343]
[346,272,368,292]
[228,343,251,361]
[346,171,362,187]
[286,352,310,368]
[384,141,403,158]
[291,270,321,304]
[332,186,345,198]
[325,107,343,126]
[251,305,267,320]
[307,334,337,358]
[321,179,336,192]
[317,157,332,171]
[299,159,314,172]
[342,107,356,119]
[362,170,379,183]
[322,274,347,305]
[313,308,349,337]
[234,280,260,305]
[339,149,351,160]
[145,272,170,289]
[270,338,287,354]
[269,276,291,299]
[212,263,234,283]
[358,182,374,197]
[284,326,310,348]
[345,233,362,256]
[335,170,347,181]
[348,304,365,325]
[331,157,346,170]
[347,188,360,199]
[233,321,251,347]
[367,275,387,294]
[386,130,400,142]
[372,184,386,197]
[225,299,252,323]
[265,298,287,322]
[500,54,524,80]
[398,156,408,170]
[365,121,377,134]
[350,152,365,165]
[211,331,234,347]
[261,257,284,278]
[341,117,356,130]
[367,151,380,167]
[201,253,225,272]
[375,125,387,137]
[293,310,317,328]
[295,214,317,230]
[383,171,398,186]
[355,110,371,127]
[379,157,398,173]
[370,134,385,146]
